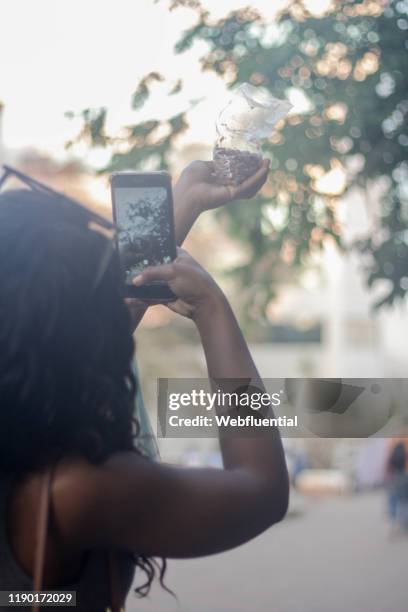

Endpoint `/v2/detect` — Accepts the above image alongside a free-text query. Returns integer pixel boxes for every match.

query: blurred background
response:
[1,0,408,609]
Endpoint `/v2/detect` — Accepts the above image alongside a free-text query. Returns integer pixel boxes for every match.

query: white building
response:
[250,185,408,379]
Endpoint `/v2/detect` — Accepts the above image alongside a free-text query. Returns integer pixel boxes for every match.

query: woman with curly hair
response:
[0,160,288,611]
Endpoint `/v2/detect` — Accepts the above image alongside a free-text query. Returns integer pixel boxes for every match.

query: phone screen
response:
[114,185,174,285]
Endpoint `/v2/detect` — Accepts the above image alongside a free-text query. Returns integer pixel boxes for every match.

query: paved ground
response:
[126,490,408,612]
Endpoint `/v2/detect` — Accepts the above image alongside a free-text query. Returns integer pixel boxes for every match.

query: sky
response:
[0,1,190,159]
[0,0,331,168]
[0,0,287,165]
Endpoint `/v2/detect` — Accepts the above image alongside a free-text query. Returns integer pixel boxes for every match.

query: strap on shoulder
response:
[31,463,125,612]
[32,465,54,612]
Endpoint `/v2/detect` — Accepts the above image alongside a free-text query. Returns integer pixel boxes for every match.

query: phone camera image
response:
[115,186,173,285]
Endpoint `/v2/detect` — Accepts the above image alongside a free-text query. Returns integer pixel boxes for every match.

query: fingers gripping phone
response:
[110,171,177,301]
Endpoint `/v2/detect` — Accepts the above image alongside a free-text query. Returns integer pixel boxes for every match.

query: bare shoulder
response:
[52,451,152,549]
[54,451,148,492]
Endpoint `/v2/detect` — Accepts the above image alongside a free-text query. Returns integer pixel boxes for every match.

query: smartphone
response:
[110,171,177,301]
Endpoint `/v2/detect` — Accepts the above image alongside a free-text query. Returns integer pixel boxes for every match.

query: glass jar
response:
[213,83,292,186]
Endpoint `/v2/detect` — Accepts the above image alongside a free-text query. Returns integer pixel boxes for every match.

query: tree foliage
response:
[71,0,408,314]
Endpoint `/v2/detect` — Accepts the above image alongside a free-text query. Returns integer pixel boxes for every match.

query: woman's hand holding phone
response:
[125,247,225,329]
[132,248,226,321]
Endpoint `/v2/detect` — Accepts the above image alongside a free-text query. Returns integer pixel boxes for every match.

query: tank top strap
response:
[30,464,124,612]
[32,464,54,612]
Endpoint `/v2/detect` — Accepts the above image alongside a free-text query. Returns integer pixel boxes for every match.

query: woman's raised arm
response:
[53,250,288,559]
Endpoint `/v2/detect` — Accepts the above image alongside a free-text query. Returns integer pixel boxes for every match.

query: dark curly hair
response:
[0,188,166,596]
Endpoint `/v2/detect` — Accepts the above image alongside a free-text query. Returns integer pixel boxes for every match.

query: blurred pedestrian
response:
[386,442,408,536]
